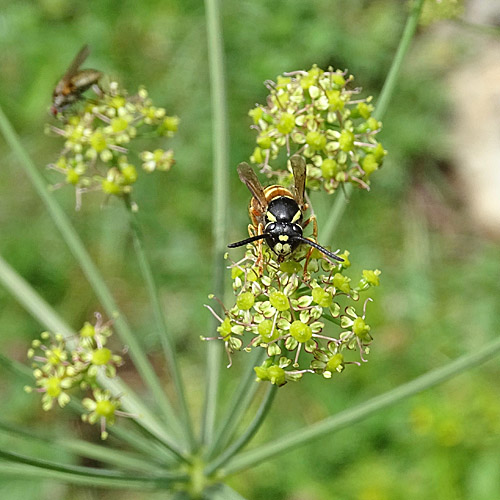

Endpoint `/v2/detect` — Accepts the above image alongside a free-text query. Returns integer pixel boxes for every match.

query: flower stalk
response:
[322,0,426,245]
[205,384,277,476]
[124,194,195,450]
[0,105,184,438]
[203,0,230,446]
[221,333,500,476]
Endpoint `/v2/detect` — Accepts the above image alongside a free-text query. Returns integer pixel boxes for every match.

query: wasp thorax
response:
[265,197,303,225]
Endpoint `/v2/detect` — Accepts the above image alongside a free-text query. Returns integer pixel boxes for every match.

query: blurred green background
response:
[1,0,500,498]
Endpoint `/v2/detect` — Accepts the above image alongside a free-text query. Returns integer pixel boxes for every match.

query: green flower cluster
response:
[204,246,380,386]
[248,66,386,193]
[47,81,179,209]
[81,389,124,440]
[25,314,127,439]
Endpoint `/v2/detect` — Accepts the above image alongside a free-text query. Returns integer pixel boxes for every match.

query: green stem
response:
[202,0,230,446]
[0,352,179,464]
[205,385,277,476]
[62,440,165,473]
[320,185,352,248]
[101,377,188,461]
[0,253,186,460]
[204,483,250,499]
[221,334,500,476]
[0,419,164,474]
[0,105,183,439]
[208,349,266,459]
[375,0,425,121]
[321,313,342,327]
[0,464,162,490]
[0,254,74,337]
[110,424,179,465]
[0,352,33,381]
[322,0,425,244]
[0,449,186,489]
[124,195,195,450]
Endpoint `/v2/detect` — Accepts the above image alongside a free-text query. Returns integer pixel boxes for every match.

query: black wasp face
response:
[264,197,303,259]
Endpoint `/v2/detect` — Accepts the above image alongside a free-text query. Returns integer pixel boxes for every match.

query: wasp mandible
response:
[51,45,102,115]
[228,155,343,274]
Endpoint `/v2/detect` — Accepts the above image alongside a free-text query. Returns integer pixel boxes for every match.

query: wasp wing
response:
[237,162,267,209]
[61,45,91,81]
[290,155,306,209]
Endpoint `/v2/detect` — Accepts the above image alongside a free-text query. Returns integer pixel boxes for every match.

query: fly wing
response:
[290,155,306,209]
[237,162,267,209]
[61,45,91,81]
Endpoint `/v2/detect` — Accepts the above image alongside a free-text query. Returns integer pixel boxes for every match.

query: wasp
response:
[228,155,343,274]
[51,45,102,115]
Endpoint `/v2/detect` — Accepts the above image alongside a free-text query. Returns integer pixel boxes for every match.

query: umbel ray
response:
[228,155,343,273]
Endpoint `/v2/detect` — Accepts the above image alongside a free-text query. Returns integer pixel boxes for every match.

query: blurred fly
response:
[51,45,102,115]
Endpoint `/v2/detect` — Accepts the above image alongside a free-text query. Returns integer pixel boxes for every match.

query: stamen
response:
[203,304,225,323]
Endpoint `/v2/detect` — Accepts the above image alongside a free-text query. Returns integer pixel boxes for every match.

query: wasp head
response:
[263,221,303,259]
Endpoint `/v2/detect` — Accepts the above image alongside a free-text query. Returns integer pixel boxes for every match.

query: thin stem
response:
[322,0,425,244]
[0,105,183,439]
[0,419,164,474]
[202,0,230,446]
[0,350,179,464]
[321,185,352,247]
[207,349,266,459]
[0,253,186,460]
[0,449,186,489]
[0,253,73,337]
[0,352,33,381]
[0,464,164,491]
[375,0,426,121]
[321,313,342,327]
[203,484,249,499]
[221,334,500,476]
[110,424,179,465]
[205,385,277,476]
[102,377,189,462]
[124,195,195,450]
[62,440,165,473]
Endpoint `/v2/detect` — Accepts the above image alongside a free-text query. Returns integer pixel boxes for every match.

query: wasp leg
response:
[302,214,318,236]
[302,214,318,279]
[248,223,265,276]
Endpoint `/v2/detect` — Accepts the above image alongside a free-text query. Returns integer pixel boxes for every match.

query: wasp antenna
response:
[294,236,344,262]
[228,233,268,248]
